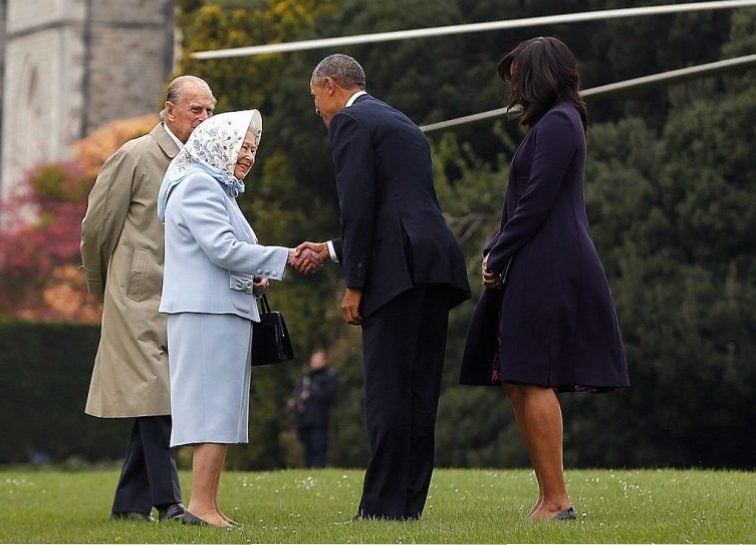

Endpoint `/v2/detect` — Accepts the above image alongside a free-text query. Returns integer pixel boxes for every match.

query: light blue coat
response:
[159,171,288,322]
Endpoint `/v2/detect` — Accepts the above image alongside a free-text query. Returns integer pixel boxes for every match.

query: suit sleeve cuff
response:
[327,240,339,263]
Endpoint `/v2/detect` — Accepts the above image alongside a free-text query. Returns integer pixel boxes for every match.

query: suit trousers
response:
[357,285,450,520]
[111,416,182,515]
[298,426,329,468]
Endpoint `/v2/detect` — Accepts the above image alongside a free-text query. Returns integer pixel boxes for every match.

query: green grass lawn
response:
[0,467,753,543]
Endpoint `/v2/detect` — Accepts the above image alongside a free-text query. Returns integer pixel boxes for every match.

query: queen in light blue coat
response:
[158,109,296,528]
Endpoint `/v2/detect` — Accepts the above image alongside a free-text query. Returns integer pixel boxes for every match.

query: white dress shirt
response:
[163,123,184,149]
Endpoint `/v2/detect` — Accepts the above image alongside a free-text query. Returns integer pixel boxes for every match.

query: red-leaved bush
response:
[0,115,157,322]
[0,161,100,321]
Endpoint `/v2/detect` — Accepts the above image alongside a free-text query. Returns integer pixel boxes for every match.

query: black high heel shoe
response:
[552,506,577,520]
[182,511,237,530]
[181,511,208,526]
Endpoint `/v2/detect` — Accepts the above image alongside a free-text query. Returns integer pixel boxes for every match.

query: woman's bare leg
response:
[186,443,230,527]
[504,383,571,519]
[213,449,238,524]
[505,384,543,516]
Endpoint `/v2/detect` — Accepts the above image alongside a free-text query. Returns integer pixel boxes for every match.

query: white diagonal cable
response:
[419,54,756,133]
[191,1,756,60]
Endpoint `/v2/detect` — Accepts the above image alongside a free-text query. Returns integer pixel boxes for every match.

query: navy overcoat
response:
[460,103,629,390]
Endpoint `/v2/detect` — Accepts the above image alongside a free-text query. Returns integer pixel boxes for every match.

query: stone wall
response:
[85,0,174,132]
[0,0,175,198]
[0,0,6,175]
[1,0,85,197]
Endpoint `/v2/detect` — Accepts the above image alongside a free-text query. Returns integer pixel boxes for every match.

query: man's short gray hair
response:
[166,75,214,104]
[311,54,366,89]
[160,75,215,120]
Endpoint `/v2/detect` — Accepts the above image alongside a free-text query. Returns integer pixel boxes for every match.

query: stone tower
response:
[0,0,175,198]
[0,0,7,177]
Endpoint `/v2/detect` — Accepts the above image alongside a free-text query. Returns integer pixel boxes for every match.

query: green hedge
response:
[0,321,130,464]
[0,320,340,470]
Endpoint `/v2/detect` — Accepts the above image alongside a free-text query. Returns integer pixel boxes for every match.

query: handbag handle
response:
[258,293,272,315]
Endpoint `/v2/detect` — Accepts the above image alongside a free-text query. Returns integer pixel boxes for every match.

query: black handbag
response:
[251,294,294,366]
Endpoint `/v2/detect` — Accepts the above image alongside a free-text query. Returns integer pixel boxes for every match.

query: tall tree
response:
[173,0,753,469]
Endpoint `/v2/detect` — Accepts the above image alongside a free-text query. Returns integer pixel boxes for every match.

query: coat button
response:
[271,271,278,277]
[256,269,263,274]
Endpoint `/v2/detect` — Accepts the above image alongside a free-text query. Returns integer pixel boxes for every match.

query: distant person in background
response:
[287,350,338,468]
[460,37,629,520]
[80,75,216,523]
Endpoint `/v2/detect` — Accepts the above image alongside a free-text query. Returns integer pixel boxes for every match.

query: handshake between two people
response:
[286,241,330,275]
[285,240,363,326]
[254,242,325,298]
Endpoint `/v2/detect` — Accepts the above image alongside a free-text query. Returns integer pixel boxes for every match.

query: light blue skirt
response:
[167,313,253,447]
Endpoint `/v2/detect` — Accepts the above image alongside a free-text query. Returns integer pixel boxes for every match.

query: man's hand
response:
[288,246,322,274]
[289,241,329,274]
[341,288,363,325]
[298,241,330,264]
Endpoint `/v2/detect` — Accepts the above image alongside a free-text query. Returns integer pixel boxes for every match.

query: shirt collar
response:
[163,123,184,148]
[345,90,367,108]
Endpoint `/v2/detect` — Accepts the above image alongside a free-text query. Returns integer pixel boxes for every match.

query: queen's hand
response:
[253,276,269,296]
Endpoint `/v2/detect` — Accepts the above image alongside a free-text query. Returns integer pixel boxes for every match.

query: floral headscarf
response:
[157,109,262,221]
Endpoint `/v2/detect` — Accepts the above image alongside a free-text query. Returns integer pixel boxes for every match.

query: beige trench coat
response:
[81,123,179,418]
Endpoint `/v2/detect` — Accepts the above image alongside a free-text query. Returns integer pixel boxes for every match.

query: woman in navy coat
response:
[461,37,629,520]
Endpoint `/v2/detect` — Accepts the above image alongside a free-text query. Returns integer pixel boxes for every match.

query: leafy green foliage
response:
[24,0,742,471]
[566,82,756,468]
[165,0,756,467]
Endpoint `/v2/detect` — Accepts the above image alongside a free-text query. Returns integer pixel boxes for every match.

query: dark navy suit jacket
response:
[328,94,470,317]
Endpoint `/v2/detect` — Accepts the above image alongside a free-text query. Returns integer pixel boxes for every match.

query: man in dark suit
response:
[300,54,470,520]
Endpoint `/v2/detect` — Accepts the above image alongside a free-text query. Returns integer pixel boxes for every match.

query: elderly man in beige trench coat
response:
[80,75,215,522]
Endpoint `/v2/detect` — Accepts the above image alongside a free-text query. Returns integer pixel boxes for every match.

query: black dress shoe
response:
[158,502,186,522]
[553,506,577,520]
[353,512,415,522]
[111,512,156,522]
